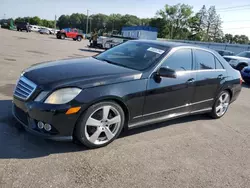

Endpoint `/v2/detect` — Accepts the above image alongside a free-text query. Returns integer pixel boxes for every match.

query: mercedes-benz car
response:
[224,51,250,71]
[13,40,242,148]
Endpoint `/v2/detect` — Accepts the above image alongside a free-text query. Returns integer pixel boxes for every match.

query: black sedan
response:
[13,40,242,148]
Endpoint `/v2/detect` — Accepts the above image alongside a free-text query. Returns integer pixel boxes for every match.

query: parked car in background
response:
[30,25,41,32]
[56,28,83,41]
[241,66,250,84]
[38,28,50,35]
[224,51,250,71]
[216,50,234,56]
[12,40,242,148]
[16,22,31,32]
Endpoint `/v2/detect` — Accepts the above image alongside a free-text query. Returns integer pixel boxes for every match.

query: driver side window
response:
[161,49,192,71]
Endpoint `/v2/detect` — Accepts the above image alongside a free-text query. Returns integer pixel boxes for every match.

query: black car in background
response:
[16,22,31,32]
[13,40,242,148]
[216,49,234,56]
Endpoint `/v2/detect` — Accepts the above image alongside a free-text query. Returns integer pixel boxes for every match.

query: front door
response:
[191,49,227,111]
[143,48,196,119]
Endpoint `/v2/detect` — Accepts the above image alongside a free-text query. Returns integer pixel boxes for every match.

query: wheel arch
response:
[74,96,130,133]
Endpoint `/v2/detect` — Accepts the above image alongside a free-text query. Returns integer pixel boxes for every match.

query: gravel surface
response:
[0,29,250,188]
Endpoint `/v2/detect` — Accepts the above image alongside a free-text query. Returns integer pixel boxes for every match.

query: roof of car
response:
[133,39,198,48]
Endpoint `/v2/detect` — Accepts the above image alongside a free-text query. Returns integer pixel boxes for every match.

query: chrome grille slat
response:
[19,80,34,90]
[17,82,33,92]
[14,76,37,100]
[16,86,30,95]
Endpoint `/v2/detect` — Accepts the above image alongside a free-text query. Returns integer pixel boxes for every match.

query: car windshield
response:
[237,51,250,58]
[95,41,169,70]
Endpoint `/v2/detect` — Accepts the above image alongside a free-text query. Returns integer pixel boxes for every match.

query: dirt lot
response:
[0,29,250,188]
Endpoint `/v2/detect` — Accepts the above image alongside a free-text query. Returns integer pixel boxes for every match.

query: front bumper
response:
[12,97,82,141]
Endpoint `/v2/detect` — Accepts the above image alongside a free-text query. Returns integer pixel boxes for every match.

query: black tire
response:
[61,34,66,39]
[75,101,125,148]
[56,35,60,39]
[210,90,231,119]
[73,38,76,41]
[77,36,82,42]
[236,64,247,71]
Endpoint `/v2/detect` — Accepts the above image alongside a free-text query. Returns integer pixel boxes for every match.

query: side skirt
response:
[128,108,212,129]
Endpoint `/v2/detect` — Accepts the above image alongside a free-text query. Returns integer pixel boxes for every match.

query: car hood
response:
[223,55,250,61]
[23,57,142,90]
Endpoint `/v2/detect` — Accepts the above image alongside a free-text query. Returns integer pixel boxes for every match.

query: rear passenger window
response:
[215,58,224,69]
[194,50,215,70]
[161,49,192,71]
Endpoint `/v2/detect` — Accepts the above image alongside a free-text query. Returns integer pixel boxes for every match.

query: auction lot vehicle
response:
[216,49,234,56]
[16,22,31,32]
[224,51,250,71]
[12,40,242,148]
[56,28,83,41]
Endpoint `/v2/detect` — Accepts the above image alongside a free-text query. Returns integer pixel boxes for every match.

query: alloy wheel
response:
[215,92,230,117]
[84,105,122,145]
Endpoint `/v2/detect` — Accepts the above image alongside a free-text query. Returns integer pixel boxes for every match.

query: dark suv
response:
[16,22,31,32]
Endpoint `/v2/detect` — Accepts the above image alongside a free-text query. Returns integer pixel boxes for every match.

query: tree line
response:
[1,3,249,44]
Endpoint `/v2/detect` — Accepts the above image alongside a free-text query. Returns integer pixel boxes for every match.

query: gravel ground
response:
[0,29,250,188]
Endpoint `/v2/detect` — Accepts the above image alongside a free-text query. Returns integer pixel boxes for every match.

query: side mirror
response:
[157,67,177,78]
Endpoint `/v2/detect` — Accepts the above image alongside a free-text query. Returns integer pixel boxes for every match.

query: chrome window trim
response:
[133,98,214,119]
[149,46,226,78]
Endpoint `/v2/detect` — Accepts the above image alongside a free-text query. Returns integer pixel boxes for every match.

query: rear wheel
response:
[210,91,230,119]
[75,101,125,148]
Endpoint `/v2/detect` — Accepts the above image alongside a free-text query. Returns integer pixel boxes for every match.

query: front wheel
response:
[210,91,230,119]
[75,101,125,148]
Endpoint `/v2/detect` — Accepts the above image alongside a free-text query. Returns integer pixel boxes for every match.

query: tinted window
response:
[161,49,192,71]
[215,58,224,69]
[95,41,169,70]
[194,50,215,70]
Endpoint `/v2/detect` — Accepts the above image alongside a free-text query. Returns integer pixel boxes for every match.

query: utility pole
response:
[3,13,6,20]
[89,17,92,33]
[54,15,57,29]
[86,9,89,34]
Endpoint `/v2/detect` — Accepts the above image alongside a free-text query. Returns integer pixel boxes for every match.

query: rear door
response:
[191,49,227,111]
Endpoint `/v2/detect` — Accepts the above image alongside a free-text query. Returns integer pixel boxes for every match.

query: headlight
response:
[44,88,82,104]
[229,59,239,64]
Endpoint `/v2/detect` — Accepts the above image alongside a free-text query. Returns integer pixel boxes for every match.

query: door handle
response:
[187,78,195,83]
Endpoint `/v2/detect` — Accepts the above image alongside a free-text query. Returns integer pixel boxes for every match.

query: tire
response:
[75,101,125,148]
[56,35,60,39]
[61,34,65,39]
[77,36,82,42]
[236,64,247,71]
[210,90,231,119]
[73,38,76,41]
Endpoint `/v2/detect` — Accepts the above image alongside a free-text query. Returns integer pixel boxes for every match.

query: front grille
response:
[14,76,37,100]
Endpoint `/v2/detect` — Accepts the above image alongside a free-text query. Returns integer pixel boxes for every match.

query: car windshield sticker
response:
[147,47,165,55]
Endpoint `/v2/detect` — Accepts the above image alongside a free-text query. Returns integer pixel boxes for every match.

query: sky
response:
[1,0,250,37]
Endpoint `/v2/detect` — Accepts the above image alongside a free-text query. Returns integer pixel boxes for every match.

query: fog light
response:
[44,123,52,131]
[37,121,44,129]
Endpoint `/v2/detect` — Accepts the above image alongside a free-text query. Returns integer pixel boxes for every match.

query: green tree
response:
[157,3,193,39]
[224,33,233,43]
